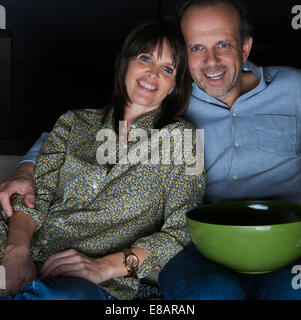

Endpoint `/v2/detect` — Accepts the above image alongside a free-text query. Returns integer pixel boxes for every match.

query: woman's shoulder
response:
[69,107,108,118]
[59,107,111,125]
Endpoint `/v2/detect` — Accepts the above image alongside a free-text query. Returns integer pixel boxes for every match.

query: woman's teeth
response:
[205,71,225,80]
[138,80,157,90]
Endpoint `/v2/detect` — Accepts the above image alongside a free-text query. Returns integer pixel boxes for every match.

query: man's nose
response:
[204,48,221,66]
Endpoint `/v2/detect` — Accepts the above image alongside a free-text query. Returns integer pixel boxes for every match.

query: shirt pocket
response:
[255,114,297,156]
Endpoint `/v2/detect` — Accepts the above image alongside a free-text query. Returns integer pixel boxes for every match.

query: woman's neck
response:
[123,104,158,127]
[119,104,159,142]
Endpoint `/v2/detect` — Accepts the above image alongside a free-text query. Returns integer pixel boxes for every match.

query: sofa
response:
[0,154,163,299]
[0,155,23,183]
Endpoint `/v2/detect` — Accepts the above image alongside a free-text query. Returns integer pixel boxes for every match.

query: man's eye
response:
[139,55,151,62]
[191,45,201,51]
[219,43,230,48]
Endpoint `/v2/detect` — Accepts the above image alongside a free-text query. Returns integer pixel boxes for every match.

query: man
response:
[1,0,301,299]
[158,0,301,300]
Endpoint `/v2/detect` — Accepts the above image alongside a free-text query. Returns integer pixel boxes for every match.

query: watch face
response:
[126,255,139,269]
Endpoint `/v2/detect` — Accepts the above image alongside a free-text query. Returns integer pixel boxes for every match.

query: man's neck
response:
[241,70,260,96]
[218,71,260,108]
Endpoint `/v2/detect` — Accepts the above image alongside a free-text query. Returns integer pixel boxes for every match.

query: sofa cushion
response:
[0,155,22,182]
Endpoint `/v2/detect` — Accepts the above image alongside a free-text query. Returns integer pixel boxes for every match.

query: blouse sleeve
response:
[12,111,75,229]
[131,123,206,279]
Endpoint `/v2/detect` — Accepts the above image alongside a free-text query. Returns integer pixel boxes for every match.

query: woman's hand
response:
[39,249,112,284]
[39,247,151,284]
[0,245,37,297]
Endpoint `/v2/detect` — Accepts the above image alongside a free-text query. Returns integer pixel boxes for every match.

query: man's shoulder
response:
[263,65,301,83]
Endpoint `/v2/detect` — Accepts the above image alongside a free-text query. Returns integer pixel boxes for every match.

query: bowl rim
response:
[186,200,301,227]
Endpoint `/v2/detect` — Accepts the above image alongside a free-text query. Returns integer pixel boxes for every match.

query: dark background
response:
[0,0,300,154]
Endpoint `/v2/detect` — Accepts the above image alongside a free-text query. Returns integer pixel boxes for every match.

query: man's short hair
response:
[177,0,253,43]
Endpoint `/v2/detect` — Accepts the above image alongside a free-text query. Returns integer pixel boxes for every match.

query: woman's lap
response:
[0,276,116,300]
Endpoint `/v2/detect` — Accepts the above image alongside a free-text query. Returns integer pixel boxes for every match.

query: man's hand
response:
[0,162,36,217]
[0,245,37,297]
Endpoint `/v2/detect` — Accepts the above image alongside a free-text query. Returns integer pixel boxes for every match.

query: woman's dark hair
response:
[177,0,253,43]
[111,18,192,129]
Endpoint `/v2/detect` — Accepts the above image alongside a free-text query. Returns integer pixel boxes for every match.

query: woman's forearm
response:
[39,247,151,284]
[5,211,37,253]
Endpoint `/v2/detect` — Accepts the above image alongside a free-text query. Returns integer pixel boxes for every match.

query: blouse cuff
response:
[11,194,46,230]
[132,234,189,279]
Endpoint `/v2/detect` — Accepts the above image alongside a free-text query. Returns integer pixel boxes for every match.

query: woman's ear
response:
[168,87,174,95]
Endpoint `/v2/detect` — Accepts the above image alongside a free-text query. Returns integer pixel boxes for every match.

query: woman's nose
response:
[146,66,159,78]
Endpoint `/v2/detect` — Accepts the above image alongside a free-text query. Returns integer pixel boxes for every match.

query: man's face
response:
[181,3,252,106]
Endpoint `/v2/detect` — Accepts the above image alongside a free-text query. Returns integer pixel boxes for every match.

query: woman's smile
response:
[137,79,158,92]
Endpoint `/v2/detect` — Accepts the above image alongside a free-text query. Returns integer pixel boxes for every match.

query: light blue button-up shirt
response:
[184,61,301,204]
[22,61,301,204]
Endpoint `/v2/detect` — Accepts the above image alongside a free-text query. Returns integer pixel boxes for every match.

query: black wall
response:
[0,0,300,153]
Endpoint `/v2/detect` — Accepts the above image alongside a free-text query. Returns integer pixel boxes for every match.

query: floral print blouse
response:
[5,107,205,299]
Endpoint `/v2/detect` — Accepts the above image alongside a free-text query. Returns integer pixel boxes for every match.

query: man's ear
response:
[242,37,253,63]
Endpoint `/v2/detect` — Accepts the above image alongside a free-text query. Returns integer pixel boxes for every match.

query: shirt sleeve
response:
[12,112,74,229]
[131,123,206,279]
[19,133,50,165]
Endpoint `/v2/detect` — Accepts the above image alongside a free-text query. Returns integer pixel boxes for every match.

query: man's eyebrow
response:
[217,38,236,44]
[219,38,234,42]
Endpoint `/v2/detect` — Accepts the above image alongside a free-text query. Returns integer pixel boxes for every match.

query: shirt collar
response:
[191,60,267,107]
[128,107,162,131]
[102,106,162,132]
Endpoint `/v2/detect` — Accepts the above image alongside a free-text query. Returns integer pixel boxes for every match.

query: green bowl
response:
[186,201,301,274]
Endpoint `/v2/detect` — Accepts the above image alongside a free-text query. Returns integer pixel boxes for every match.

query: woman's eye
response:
[163,66,174,74]
[191,45,201,52]
[139,55,151,63]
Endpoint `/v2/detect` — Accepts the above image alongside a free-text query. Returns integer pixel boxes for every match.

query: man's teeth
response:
[138,80,156,90]
[205,72,225,80]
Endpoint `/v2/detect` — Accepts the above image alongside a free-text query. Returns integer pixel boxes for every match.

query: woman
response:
[0,19,205,300]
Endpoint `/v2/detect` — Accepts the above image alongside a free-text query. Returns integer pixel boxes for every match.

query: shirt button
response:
[232,112,237,117]
[232,174,238,180]
[234,141,240,148]
[205,99,211,103]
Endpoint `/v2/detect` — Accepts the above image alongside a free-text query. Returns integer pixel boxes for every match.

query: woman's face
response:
[125,40,177,113]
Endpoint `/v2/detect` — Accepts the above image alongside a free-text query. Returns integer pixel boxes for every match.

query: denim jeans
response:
[0,276,117,300]
[158,243,301,300]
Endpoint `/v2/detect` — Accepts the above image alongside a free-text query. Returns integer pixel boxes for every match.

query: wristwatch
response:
[123,248,139,276]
